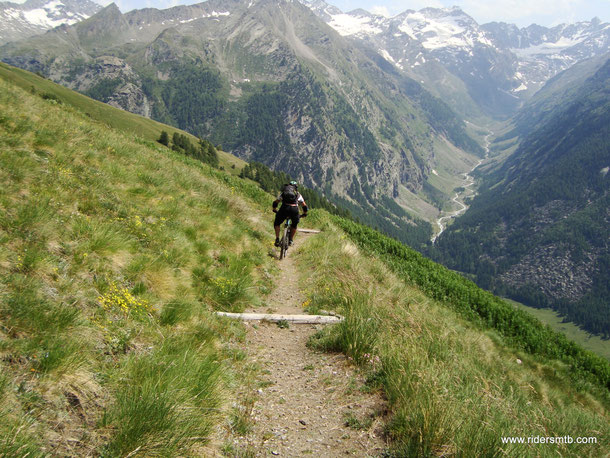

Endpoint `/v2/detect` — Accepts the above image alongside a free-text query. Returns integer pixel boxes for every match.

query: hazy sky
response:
[13,0,610,27]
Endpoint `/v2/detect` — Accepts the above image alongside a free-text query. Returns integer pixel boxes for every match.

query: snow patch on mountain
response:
[300,0,609,118]
[0,0,100,44]
[511,36,587,57]
[379,48,399,67]
[396,22,417,40]
[399,11,493,50]
[23,4,77,28]
[178,10,230,23]
[328,12,383,36]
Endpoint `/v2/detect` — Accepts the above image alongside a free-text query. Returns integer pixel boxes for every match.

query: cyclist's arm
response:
[298,195,308,214]
[272,194,282,210]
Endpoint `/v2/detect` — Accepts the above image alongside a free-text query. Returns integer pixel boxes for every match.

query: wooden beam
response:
[215,312,342,324]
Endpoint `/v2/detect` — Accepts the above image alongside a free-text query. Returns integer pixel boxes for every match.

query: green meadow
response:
[0,62,246,173]
[507,300,610,361]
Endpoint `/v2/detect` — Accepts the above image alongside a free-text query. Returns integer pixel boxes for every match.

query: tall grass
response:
[308,291,379,365]
[298,221,609,457]
[0,414,43,457]
[102,331,224,456]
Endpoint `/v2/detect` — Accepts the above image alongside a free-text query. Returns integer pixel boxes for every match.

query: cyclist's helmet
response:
[290,180,298,188]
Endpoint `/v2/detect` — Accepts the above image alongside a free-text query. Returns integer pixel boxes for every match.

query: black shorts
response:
[274,205,300,228]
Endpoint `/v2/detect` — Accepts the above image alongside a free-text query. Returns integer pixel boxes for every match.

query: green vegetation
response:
[399,77,485,156]
[143,62,227,138]
[160,131,219,168]
[333,218,610,391]
[334,192,433,250]
[84,77,122,103]
[507,299,610,361]
[207,67,383,168]
[233,83,296,159]
[0,77,273,455]
[299,214,609,457]
[0,61,245,173]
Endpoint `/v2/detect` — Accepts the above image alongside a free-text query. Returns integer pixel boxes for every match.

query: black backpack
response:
[281,184,298,204]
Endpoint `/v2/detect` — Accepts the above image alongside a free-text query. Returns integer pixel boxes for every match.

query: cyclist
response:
[273,180,308,247]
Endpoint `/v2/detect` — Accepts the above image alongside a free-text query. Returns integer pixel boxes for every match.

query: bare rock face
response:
[92,56,135,78]
[500,244,597,301]
[57,55,139,92]
[50,55,152,117]
[107,82,151,118]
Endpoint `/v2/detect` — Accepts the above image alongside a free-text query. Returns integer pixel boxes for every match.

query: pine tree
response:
[158,130,169,146]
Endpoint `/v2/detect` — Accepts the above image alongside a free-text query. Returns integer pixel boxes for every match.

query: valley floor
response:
[507,299,610,361]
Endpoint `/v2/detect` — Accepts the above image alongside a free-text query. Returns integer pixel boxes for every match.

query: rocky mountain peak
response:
[74,2,130,47]
[87,2,122,22]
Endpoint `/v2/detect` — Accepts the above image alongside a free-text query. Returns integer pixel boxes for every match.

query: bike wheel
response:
[279,226,289,260]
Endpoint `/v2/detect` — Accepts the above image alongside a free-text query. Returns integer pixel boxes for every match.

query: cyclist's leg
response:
[288,207,300,242]
[274,207,288,246]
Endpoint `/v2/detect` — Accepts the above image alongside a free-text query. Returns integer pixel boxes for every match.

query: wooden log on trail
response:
[215,312,342,324]
[298,229,321,234]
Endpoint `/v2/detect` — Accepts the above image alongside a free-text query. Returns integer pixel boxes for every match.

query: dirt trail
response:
[230,232,386,457]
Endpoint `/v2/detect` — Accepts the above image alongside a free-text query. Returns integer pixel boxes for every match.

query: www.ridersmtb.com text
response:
[501,436,598,445]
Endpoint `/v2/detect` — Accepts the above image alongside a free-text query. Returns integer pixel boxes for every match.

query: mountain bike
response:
[279,214,304,260]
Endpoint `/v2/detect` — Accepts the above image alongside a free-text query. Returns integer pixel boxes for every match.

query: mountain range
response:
[3,0,608,121]
[301,0,610,119]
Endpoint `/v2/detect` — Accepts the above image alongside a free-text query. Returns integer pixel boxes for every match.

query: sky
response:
[11,0,610,27]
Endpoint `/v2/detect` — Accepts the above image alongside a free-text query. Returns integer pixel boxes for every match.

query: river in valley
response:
[431,132,492,243]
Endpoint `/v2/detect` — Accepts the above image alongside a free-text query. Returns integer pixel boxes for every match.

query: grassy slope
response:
[0,62,246,173]
[0,77,275,455]
[299,215,609,457]
[0,68,608,457]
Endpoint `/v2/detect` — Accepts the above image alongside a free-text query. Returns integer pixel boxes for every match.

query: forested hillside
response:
[431,58,610,336]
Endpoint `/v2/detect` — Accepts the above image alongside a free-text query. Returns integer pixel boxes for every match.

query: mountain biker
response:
[273,180,308,247]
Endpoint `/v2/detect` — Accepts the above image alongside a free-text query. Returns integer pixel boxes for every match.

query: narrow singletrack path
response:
[230,232,386,457]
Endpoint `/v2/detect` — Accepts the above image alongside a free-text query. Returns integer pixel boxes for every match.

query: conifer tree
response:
[158,130,169,146]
